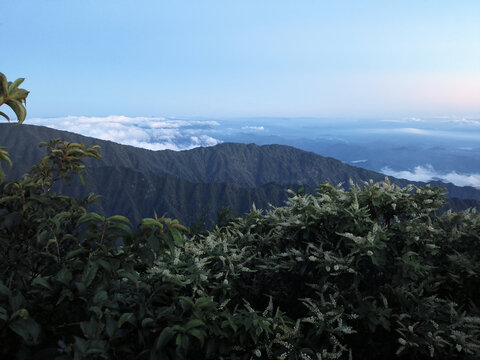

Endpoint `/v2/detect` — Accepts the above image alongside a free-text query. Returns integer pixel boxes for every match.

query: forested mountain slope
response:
[56,165,293,227]
[1,123,388,186]
[1,123,478,226]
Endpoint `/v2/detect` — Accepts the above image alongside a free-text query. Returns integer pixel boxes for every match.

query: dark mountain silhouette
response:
[1,123,479,227]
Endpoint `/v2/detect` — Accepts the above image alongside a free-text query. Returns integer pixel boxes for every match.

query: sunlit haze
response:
[3,1,480,118]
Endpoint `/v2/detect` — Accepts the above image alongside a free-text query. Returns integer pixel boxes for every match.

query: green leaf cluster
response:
[0,73,29,182]
[0,72,29,124]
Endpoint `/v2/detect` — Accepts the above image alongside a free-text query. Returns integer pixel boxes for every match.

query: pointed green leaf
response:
[9,293,25,312]
[75,282,87,296]
[195,297,214,309]
[184,319,205,331]
[0,73,8,96]
[10,88,29,102]
[31,277,52,290]
[9,318,41,344]
[11,308,29,319]
[56,268,72,284]
[155,327,174,350]
[141,317,156,328]
[116,269,139,283]
[169,227,184,246]
[171,223,189,232]
[118,313,135,328]
[81,261,99,287]
[141,218,163,229]
[78,172,86,187]
[0,111,9,121]
[93,290,108,304]
[8,78,24,93]
[0,283,12,297]
[0,307,8,321]
[146,235,160,252]
[53,211,71,224]
[106,215,132,224]
[65,248,88,260]
[105,317,117,338]
[0,148,13,167]
[97,259,112,273]
[74,336,87,353]
[76,212,105,226]
[189,328,205,346]
[108,222,132,233]
[6,99,26,124]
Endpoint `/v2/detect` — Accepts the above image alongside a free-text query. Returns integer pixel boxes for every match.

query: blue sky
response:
[2,0,480,118]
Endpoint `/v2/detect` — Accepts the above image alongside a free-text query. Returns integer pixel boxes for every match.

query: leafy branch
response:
[0,72,29,124]
[0,73,29,182]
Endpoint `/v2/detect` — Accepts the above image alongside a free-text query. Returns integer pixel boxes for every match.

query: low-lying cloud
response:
[242,126,265,131]
[28,115,222,151]
[381,164,480,188]
[380,117,425,123]
[449,118,480,126]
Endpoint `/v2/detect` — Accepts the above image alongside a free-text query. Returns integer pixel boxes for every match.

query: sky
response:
[2,0,480,118]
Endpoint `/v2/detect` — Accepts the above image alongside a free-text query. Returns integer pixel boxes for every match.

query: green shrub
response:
[193,181,480,359]
[0,139,291,359]
[2,144,479,359]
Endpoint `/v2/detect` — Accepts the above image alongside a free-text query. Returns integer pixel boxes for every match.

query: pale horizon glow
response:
[2,1,480,118]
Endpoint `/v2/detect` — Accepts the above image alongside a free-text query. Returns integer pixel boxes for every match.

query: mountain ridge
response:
[1,123,479,226]
[2,124,384,187]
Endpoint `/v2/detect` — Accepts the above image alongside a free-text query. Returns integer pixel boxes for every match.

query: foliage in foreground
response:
[0,140,479,360]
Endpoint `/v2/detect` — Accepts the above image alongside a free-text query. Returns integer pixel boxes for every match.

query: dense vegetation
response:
[1,73,480,359]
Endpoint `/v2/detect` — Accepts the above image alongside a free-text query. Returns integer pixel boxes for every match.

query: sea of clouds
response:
[28,115,222,151]
[382,165,480,189]
[27,115,480,188]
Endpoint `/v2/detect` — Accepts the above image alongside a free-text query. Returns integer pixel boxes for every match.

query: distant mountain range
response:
[1,123,479,227]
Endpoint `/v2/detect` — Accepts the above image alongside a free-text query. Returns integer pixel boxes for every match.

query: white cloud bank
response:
[28,115,222,151]
[380,117,425,123]
[449,118,480,126]
[381,164,480,188]
[242,126,265,131]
